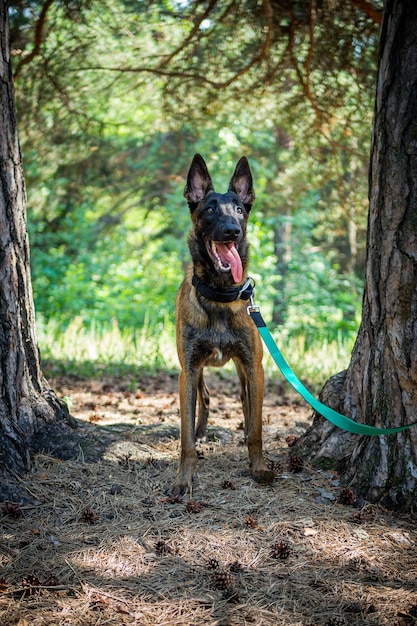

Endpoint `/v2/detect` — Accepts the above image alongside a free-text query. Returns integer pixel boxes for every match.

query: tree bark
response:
[297,0,417,511]
[0,3,76,500]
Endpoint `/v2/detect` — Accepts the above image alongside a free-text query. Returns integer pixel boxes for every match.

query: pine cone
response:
[267,459,281,473]
[155,539,171,555]
[221,480,236,490]
[212,568,235,590]
[22,574,42,596]
[343,602,363,614]
[2,501,23,519]
[338,488,356,506]
[288,454,304,473]
[185,500,203,513]
[286,435,298,447]
[81,508,99,524]
[164,493,183,504]
[270,541,291,560]
[351,510,367,524]
[206,558,220,570]
[244,515,258,528]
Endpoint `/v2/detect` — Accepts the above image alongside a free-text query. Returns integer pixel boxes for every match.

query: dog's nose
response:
[222,224,241,240]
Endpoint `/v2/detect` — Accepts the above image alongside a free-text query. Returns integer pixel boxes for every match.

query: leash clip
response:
[247,301,261,316]
[246,280,261,315]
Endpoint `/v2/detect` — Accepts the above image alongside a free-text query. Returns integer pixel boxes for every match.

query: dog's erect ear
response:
[184,154,214,207]
[228,157,255,209]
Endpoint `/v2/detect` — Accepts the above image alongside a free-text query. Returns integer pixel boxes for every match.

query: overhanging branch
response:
[350,0,382,25]
[13,0,55,80]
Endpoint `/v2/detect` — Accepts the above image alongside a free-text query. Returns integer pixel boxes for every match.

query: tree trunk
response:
[271,218,291,326]
[0,3,76,501]
[297,0,417,511]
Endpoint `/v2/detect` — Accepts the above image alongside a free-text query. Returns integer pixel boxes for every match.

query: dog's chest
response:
[182,319,249,368]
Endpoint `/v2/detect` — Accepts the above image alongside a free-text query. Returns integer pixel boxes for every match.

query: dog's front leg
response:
[247,369,274,484]
[236,357,275,485]
[171,367,199,495]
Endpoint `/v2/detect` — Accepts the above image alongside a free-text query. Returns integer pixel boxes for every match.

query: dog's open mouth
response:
[206,239,243,283]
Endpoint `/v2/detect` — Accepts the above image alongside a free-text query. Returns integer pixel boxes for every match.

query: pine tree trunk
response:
[0,3,76,500]
[297,0,417,511]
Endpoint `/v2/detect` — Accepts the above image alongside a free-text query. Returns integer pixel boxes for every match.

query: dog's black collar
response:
[192,274,255,303]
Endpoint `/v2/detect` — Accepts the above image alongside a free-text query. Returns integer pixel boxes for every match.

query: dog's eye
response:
[206,206,216,215]
[236,206,243,215]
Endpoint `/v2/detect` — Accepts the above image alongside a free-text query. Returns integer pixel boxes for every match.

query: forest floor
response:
[1,370,417,626]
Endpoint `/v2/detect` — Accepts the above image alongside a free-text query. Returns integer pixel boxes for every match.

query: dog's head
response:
[184,154,255,284]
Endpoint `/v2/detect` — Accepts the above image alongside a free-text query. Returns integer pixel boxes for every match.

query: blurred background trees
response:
[9,0,381,360]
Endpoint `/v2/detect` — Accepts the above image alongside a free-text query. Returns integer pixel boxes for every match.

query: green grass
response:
[36,316,355,390]
[36,316,178,378]
[264,330,354,395]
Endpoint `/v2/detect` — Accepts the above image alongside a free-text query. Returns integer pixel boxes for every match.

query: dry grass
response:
[1,372,417,625]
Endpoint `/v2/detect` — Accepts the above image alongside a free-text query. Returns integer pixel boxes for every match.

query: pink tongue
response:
[217,243,243,283]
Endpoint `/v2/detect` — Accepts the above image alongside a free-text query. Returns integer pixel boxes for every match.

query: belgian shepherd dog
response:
[172,154,274,494]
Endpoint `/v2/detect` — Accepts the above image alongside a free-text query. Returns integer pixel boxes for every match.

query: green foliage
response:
[10,0,379,363]
[37,314,354,389]
[37,315,178,377]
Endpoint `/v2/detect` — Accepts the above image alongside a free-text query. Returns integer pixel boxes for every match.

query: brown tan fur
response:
[172,154,274,495]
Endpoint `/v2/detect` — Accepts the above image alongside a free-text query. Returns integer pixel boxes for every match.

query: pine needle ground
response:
[1,372,416,625]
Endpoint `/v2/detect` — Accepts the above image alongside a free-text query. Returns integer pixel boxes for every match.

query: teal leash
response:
[247,302,417,436]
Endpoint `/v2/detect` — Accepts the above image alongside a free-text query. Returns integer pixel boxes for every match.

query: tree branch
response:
[349,0,382,25]
[157,0,223,69]
[78,0,274,91]
[14,0,56,80]
[287,0,326,129]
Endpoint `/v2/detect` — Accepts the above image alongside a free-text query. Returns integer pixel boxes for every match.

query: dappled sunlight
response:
[3,0,416,622]
[37,316,355,390]
[1,373,417,624]
[71,535,155,580]
[264,332,356,390]
[37,316,179,374]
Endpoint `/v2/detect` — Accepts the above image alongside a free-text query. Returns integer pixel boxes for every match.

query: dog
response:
[171,154,275,495]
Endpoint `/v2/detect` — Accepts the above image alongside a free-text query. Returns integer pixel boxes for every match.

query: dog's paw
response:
[252,469,275,485]
[166,484,189,497]
[166,474,193,497]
